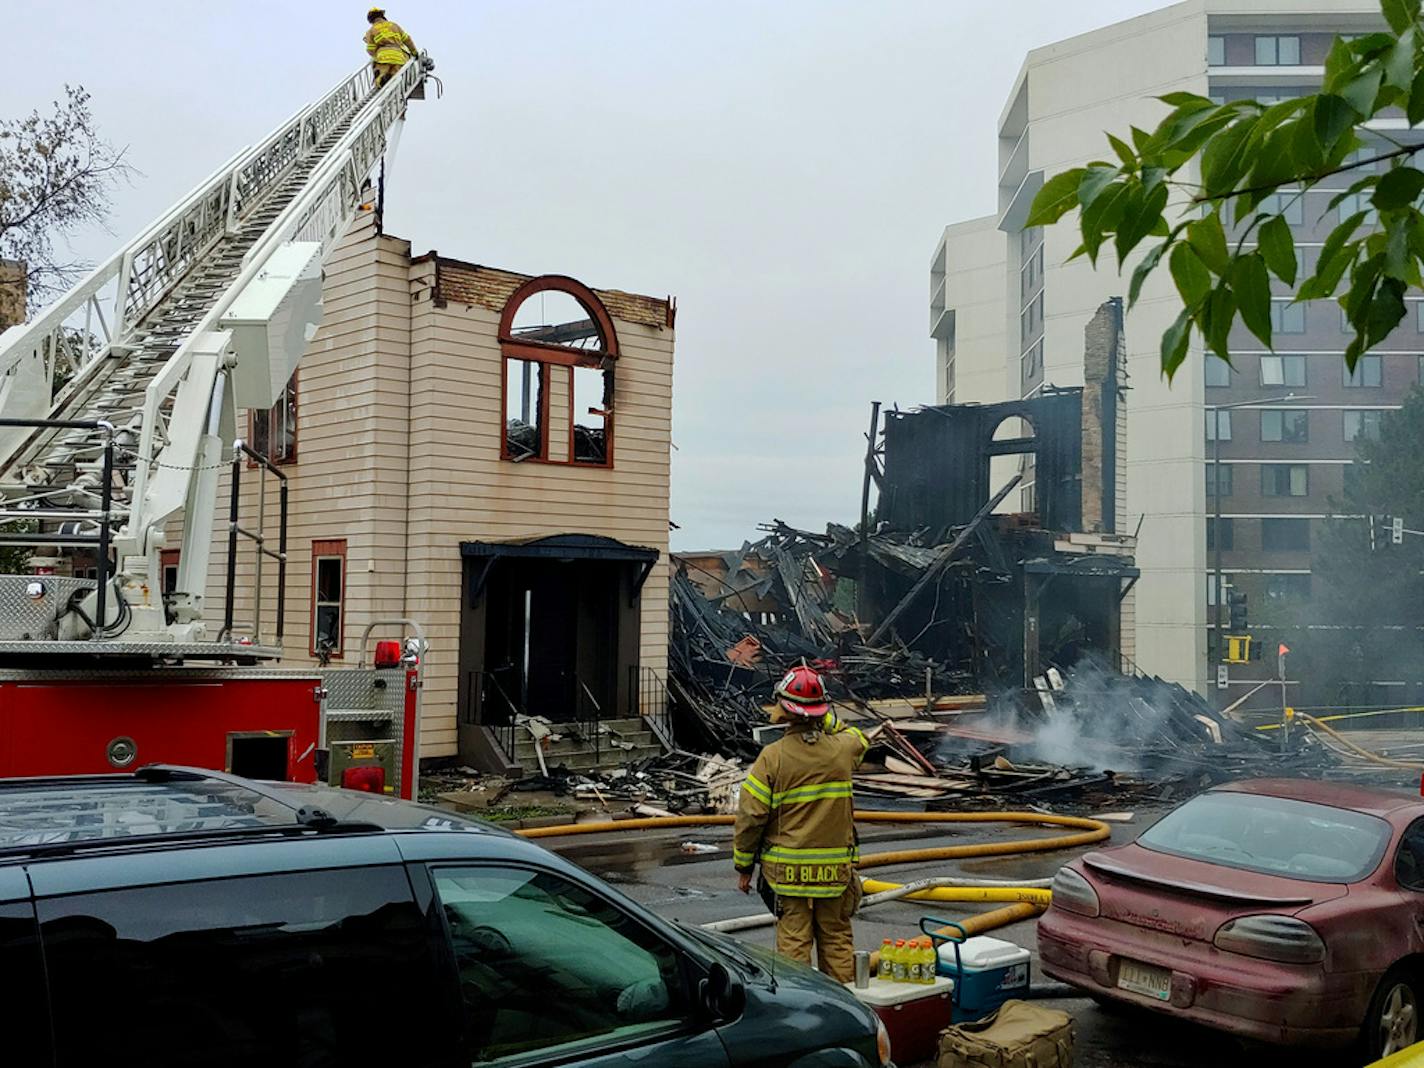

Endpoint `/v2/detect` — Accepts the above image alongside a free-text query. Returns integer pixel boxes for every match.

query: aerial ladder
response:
[0,60,434,794]
[0,58,431,653]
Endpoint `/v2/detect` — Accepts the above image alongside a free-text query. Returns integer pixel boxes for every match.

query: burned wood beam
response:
[867,474,1021,646]
[512,319,599,344]
[860,400,882,544]
[768,543,835,646]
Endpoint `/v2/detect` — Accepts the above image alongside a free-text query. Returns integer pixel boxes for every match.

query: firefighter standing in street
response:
[365,8,418,87]
[734,665,869,982]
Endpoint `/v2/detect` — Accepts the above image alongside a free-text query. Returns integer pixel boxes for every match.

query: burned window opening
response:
[504,358,547,461]
[498,277,620,468]
[572,363,613,466]
[249,373,298,465]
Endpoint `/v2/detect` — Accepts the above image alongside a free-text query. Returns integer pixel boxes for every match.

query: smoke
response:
[982,654,1218,775]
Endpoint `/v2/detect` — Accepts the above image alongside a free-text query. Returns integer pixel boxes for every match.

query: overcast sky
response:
[13,1,1170,550]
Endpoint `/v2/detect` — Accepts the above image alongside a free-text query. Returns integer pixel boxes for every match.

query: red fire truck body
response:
[0,623,423,799]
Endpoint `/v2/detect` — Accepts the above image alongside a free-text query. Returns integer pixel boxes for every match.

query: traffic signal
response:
[1370,515,1404,550]
[1228,592,1248,631]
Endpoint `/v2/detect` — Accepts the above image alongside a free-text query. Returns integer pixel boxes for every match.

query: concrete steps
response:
[510,716,664,774]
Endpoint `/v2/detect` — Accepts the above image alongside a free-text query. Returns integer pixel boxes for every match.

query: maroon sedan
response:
[1038,779,1424,1057]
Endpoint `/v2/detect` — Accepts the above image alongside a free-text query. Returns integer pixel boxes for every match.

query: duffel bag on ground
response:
[937,999,1074,1068]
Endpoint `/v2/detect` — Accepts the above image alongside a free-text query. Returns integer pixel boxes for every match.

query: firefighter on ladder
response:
[365,7,418,86]
[734,665,869,982]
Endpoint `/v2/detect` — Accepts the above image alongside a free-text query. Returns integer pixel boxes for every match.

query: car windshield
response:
[1137,791,1393,883]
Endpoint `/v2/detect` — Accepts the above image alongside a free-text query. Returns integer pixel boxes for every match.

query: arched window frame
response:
[498,277,619,469]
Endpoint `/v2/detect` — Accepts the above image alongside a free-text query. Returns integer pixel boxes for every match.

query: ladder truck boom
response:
[0,59,430,652]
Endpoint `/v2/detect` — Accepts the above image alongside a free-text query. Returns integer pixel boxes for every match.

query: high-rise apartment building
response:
[933,0,1411,704]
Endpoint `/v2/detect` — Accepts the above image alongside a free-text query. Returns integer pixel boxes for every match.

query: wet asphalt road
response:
[540,809,1366,1068]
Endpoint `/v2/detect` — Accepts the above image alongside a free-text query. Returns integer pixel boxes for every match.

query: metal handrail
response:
[464,670,524,763]
[575,676,603,768]
[219,439,288,644]
[357,618,427,667]
[630,665,675,751]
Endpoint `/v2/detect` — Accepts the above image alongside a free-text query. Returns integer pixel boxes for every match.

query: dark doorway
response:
[483,558,620,722]
[460,535,658,728]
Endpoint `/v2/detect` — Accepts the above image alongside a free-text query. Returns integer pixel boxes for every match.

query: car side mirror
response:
[701,961,746,1021]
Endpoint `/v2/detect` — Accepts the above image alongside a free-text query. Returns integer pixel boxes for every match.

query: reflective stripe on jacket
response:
[365,19,416,66]
[732,717,868,898]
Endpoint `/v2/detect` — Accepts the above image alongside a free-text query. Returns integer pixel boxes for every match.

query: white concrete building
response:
[933,0,1388,699]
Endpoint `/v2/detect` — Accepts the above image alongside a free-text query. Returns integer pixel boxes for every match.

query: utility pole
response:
[1278,642,1291,753]
[1212,407,1223,663]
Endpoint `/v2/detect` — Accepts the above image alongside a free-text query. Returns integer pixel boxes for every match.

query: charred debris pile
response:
[667,521,1334,806]
[665,303,1335,804]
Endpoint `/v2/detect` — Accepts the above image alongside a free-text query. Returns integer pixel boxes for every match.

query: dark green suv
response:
[0,766,890,1067]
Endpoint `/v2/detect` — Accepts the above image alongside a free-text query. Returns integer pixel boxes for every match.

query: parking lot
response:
[541,808,1367,1067]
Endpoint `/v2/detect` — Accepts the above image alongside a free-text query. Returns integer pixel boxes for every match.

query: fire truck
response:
[0,59,434,797]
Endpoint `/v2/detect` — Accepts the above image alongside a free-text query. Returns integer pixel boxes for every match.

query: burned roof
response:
[417,255,674,329]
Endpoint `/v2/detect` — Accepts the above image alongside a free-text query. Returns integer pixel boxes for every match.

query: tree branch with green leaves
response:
[1028,0,1424,378]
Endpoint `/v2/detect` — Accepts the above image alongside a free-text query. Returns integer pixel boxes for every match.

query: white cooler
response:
[935,934,1031,1021]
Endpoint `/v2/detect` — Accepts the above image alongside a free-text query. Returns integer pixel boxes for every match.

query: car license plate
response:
[1117,960,1171,1001]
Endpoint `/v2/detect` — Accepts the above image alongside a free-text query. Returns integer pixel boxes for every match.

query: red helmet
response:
[774,665,830,718]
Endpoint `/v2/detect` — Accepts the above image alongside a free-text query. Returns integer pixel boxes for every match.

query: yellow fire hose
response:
[520,810,1109,973]
[1295,713,1424,772]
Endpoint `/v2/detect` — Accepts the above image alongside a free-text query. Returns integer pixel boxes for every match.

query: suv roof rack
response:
[133,765,345,827]
[0,765,386,860]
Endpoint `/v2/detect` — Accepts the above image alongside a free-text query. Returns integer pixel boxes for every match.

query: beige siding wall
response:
[208,212,413,676]
[207,218,674,760]
[404,281,673,756]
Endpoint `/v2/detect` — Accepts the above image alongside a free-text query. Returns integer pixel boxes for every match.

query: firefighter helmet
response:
[774,665,830,718]
[368,7,387,20]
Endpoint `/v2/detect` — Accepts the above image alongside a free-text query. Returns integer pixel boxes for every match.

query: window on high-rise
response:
[1206,409,1232,441]
[1260,409,1308,443]
[1338,192,1379,224]
[1342,146,1378,173]
[1213,518,1236,552]
[1261,463,1309,497]
[1205,357,1233,387]
[1254,35,1301,65]
[1344,410,1384,442]
[1207,517,1234,550]
[1261,354,1306,386]
[1270,301,1306,334]
[1207,464,1233,497]
[1258,191,1304,225]
[1343,462,1364,497]
[1020,242,1043,303]
[1020,339,1042,392]
[1020,291,1043,348]
[1208,35,1226,66]
[1262,518,1311,551]
[1020,226,1042,260]
[1344,354,1383,388]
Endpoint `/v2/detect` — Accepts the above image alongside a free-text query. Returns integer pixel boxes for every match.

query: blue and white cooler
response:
[922,919,1032,1023]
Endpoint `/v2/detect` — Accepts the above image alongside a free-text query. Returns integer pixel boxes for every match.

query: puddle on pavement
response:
[552,834,729,882]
